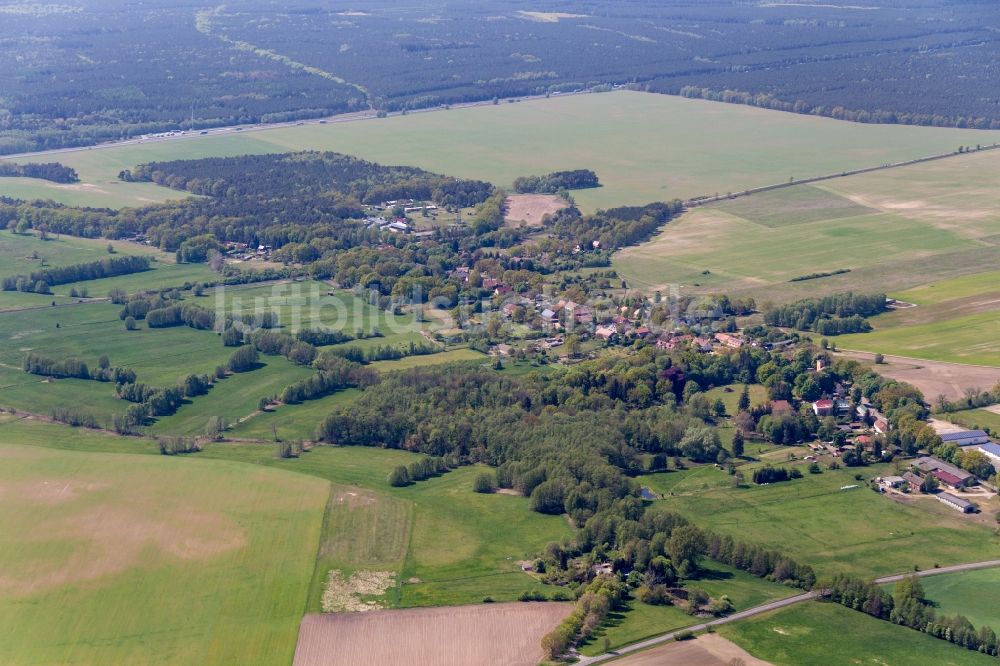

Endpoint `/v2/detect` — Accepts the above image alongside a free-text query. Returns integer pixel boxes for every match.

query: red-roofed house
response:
[874,418,890,434]
[714,332,745,348]
[812,399,834,417]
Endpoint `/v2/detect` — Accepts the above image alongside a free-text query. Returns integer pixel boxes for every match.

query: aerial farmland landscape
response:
[4,2,1000,665]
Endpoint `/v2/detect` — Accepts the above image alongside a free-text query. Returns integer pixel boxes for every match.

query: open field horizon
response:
[2,92,998,211]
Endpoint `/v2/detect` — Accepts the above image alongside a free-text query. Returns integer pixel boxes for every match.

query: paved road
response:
[575,559,1000,665]
[874,559,1000,584]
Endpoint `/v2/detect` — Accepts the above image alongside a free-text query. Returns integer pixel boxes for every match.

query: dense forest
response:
[2,1,999,154]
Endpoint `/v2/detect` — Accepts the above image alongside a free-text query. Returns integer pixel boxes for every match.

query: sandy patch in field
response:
[612,633,771,666]
[929,418,971,435]
[321,569,396,612]
[516,10,588,22]
[332,488,377,509]
[0,503,244,596]
[0,477,109,504]
[504,194,566,227]
[293,602,572,666]
[836,351,1000,402]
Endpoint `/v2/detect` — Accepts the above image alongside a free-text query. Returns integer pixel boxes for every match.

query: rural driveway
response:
[576,559,1000,665]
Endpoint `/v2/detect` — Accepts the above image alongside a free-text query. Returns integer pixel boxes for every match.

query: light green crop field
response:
[0,436,328,666]
[918,568,1000,631]
[578,561,794,656]
[616,148,1000,303]
[720,600,995,666]
[663,463,1000,579]
[2,92,997,211]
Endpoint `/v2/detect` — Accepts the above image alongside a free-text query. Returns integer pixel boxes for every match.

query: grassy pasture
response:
[616,147,1000,303]
[661,463,1000,579]
[0,230,212,297]
[0,230,148,276]
[918,568,1000,632]
[720,600,995,666]
[0,302,233,385]
[941,408,1000,436]
[3,92,997,211]
[231,388,362,441]
[0,438,328,666]
[149,356,313,436]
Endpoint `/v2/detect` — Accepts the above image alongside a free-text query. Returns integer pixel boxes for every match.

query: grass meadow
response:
[918,568,1000,631]
[658,463,1000,579]
[0,430,328,666]
[941,408,1000,435]
[720,600,996,666]
[3,92,997,211]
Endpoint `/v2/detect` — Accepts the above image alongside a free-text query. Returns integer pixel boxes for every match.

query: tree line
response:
[2,255,150,293]
[513,169,599,194]
[0,162,78,183]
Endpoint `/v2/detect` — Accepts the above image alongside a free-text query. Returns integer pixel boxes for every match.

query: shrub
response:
[473,472,497,493]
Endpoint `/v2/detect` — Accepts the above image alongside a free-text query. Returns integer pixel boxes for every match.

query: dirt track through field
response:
[292,602,571,666]
[610,633,771,666]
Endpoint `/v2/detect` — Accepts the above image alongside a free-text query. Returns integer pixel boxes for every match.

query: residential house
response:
[874,418,890,435]
[881,475,907,489]
[902,471,924,490]
[714,332,744,348]
[812,399,834,417]
[595,325,616,341]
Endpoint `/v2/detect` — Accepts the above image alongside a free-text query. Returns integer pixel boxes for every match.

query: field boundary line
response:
[683,143,1000,209]
[837,349,1000,371]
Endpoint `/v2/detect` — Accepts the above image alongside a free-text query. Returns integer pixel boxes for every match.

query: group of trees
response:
[513,169,599,194]
[23,352,136,384]
[763,292,886,334]
[279,357,377,404]
[0,162,78,183]
[2,255,150,293]
[387,456,454,487]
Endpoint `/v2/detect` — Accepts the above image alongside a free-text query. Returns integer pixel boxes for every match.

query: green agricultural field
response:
[3,92,997,211]
[720,600,995,666]
[664,464,1000,579]
[0,436,328,665]
[829,266,1000,366]
[616,147,1000,303]
[578,562,794,656]
[918,568,1000,632]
